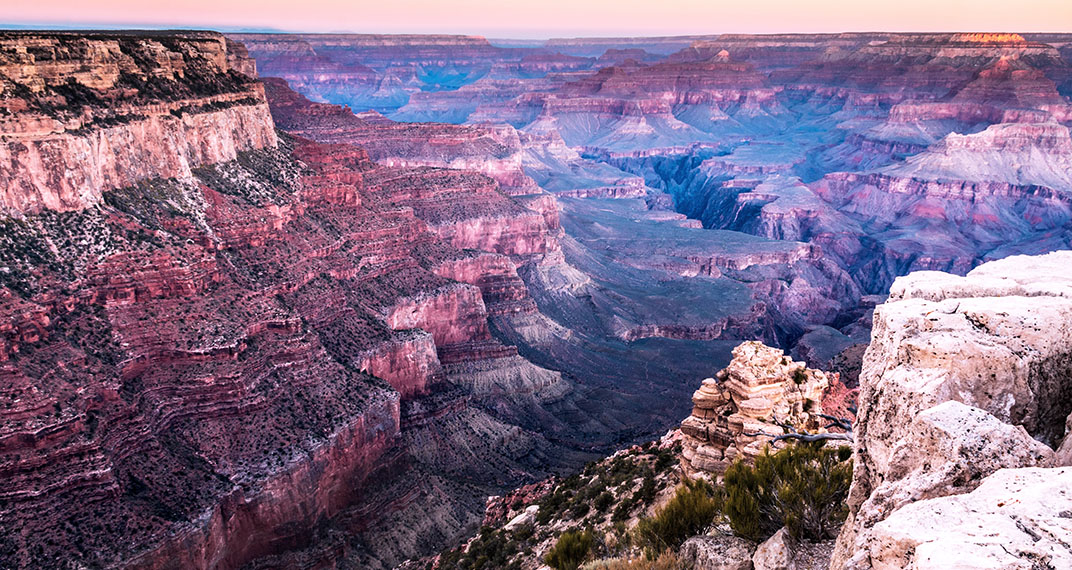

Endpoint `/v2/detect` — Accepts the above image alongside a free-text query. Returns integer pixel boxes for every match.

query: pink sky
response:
[2,0,1071,38]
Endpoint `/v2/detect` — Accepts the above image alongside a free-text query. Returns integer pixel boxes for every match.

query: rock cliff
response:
[0,31,276,215]
[832,251,1072,569]
[7,30,1072,569]
[0,32,587,569]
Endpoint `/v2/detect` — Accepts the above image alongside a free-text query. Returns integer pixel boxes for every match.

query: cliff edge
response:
[0,31,275,215]
[832,251,1072,569]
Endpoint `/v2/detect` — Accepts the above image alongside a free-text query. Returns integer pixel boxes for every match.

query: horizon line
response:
[3,22,1071,41]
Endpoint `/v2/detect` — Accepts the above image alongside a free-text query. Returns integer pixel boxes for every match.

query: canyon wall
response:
[0,31,276,215]
[6,29,1072,569]
[0,31,586,569]
[832,252,1072,569]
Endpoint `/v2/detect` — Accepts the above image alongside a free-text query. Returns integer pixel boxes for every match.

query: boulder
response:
[503,505,539,532]
[832,252,1072,569]
[680,534,756,570]
[752,528,797,570]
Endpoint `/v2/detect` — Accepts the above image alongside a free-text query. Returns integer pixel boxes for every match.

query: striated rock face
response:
[0,32,591,567]
[7,30,1072,569]
[231,34,523,117]
[0,31,276,215]
[261,76,539,193]
[832,251,1072,569]
[224,32,1072,353]
[680,341,830,474]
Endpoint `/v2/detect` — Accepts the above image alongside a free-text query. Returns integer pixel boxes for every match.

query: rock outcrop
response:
[866,467,1072,570]
[0,31,276,215]
[831,251,1072,569]
[680,342,831,474]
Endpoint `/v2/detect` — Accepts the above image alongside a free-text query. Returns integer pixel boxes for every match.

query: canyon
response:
[1,27,1072,569]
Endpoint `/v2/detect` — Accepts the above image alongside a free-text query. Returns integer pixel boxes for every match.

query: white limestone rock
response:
[869,467,1072,570]
[832,252,1072,569]
[752,528,797,570]
[681,534,756,570]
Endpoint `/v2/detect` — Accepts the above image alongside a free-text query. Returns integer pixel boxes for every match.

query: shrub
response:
[723,441,853,541]
[594,491,615,513]
[436,527,521,570]
[611,498,635,522]
[581,551,684,570]
[632,474,657,507]
[545,529,595,570]
[633,478,721,556]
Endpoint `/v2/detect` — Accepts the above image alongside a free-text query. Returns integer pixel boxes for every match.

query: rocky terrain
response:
[680,341,838,475]
[832,252,1072,570]
[415,341,855,570]
[5,28,1072,569]
[0,31,587,569]
[237,32,1072,374]
[0,30,862,569]
[427,252,1072,570]
[0,31,276,214]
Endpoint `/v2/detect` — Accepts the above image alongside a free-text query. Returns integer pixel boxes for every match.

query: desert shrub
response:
[611,497,635,522]
[633,474,657,507]
[435,527,521,570]
[723,441,853,541]
[634,478,721,556]
[545,529,595,570]
[581,551,685,570]
[594,491,615,513]
[653,445,680,473]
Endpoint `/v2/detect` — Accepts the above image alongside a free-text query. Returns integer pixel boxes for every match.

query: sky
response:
[2,0,1071,38]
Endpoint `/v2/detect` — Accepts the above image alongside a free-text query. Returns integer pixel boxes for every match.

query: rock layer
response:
[680,341,830,474]
[0,31,276,215]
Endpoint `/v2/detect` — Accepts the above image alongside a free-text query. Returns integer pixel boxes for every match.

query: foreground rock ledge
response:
[832,251,1072,569]
[871,467,1072,570]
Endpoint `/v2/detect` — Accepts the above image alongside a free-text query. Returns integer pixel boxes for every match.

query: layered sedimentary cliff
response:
[0,31,276,215]
[832,252,1072,569]
[0,31,585,569]
[8,29,1072,569]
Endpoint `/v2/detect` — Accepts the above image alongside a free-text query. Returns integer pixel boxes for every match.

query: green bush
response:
[594,491,615,513]
[634,478,721,556]
[723,441,853,542]
[435,527,522,570]
[545,529,595,570]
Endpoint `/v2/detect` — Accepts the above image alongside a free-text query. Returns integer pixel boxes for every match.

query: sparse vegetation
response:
[723,441,853,541]
[633,478,721,556]
[581,551,685,570]
[545,529,595,570]
[434,527,524,570]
